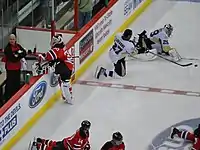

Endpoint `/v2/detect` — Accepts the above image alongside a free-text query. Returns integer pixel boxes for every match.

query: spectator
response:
[40,0,57,28]
[78,0,93,29]
[2,34,26,102]
[92,0,109,17]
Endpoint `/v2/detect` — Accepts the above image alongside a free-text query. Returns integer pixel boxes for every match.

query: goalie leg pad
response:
[145,48,158,60]
[132,49,158,61]
[61,80,73,104]
[169,48,181,62]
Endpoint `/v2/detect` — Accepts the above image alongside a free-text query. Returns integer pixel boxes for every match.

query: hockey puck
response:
[194,64,198,67]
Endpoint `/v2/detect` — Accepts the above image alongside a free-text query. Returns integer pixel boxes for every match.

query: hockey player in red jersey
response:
[101,132,125,150]
[170,124,200,150]
[37,34,74,104]
[31,120,91,150]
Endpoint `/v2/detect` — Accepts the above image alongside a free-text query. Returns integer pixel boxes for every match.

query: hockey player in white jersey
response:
[148,24,181,62]
[95,29,152,79]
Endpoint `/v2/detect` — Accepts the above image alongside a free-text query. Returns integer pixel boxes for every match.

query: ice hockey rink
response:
[13,0,200,149]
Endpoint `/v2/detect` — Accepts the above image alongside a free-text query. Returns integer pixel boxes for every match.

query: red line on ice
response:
[76,80,200,97]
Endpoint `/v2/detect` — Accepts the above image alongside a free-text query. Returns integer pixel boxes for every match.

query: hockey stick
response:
[180,57,200,61]
[172,50,200,61]
[147,51,193,67]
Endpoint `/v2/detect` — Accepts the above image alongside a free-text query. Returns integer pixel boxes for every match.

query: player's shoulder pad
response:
[101,141,113,149]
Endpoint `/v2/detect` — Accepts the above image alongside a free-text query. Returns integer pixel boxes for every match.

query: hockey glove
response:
[84,143,91,150]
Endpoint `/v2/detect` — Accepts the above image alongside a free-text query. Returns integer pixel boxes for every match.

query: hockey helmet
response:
[51,34,64,47]
[122,29,133,40]
[163,24,173,37]
[81,120,91,130]
[112,132,123,145]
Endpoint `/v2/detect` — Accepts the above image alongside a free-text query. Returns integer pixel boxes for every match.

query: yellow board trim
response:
[2,0,152,149]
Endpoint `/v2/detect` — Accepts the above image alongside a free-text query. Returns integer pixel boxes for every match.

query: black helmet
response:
[122,29,132,40]
[81,120,91,130]
[112,132,123,141]
[51,34,64,48]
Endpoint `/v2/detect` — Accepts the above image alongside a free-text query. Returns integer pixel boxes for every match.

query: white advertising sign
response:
[0,73,60,148]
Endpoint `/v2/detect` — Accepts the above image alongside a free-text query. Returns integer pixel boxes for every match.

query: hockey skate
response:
[95,66,106,79]
[170,127,180,139]
[62,93,73,105]
[28,137,38,150]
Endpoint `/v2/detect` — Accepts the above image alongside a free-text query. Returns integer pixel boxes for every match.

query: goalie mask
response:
[50,34,64,47]
[163,24,173,37]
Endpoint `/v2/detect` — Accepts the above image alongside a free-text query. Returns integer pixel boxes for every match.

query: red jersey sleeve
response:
[178,131,196,142]
[186,132,196,142]
[45,48,60,61]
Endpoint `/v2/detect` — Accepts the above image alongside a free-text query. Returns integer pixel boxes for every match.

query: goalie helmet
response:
[51,34,64,47]
[163,24,173,37]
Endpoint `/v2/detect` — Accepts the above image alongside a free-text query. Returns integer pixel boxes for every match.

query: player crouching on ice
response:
[147,24,181,62]
[170,124,200,150]
[95,28,157,79]
[30,120,91,150]
[34,34,74,104]
[101,132,125,150]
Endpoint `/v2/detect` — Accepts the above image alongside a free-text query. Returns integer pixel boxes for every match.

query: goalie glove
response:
[32,62,46,76]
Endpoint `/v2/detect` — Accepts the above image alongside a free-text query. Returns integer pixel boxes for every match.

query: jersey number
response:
[113,43,123,54]
[150,30,159,37]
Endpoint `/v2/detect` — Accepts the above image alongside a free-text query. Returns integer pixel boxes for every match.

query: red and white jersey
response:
[101,141,125,150]
[179,131,200,150]
[63,129,89,150]
[185,132,200,150]
[45,47,74,71]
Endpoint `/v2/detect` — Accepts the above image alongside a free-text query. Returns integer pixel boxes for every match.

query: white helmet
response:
[51,34,64,47]
[163,24,173,37]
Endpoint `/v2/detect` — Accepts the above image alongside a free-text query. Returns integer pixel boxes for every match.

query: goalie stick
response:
[147,50,193,67]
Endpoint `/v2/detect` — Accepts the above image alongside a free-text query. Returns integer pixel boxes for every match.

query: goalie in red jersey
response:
[101,132,125,150]
[35,34,74,104]
[30,120,91,150]
[170,124,200,150]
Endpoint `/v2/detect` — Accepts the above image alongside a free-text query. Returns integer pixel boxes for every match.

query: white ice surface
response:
[13,0,200,150]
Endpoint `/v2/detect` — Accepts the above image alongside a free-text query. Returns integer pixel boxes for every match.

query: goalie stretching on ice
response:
[95,24,183,79]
